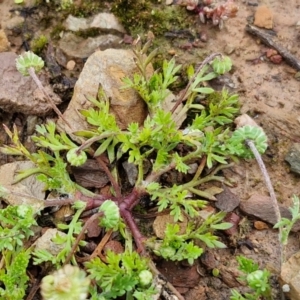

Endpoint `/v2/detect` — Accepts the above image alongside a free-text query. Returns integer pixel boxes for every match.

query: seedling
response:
[230,256,272,300]
[0,204,37,300]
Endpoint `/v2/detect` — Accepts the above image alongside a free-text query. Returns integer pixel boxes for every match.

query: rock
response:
[285,143,300,175]
[65,13,125,33]
[65,15,89,31]
[0,161,45,212]
[280,251,300,300]
[90,13,126,33]
[122,161,138,186]
[66,60,76,71]
[3,15,24,30]
[0,29,10,52]
[247,1,258,6]
[215,186,240,212]
[59,49,149,134]
[200,251,218,270]
[58,32,123,58]
[269,54,282,64]
[224,212,240,235]
[34,228,67,255]
[153,214,188,239]
[0,52,61,115]
[254,5,273,29]
[240,193,300,231]
[71,159,109,188]
[253,220,269,230]
[224,44,235,55]
[157,260,200,288]
[234,114,261,129]
[295,72,300,81]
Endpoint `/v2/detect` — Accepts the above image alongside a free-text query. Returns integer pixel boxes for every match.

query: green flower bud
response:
[212,56,232,75]
[99,200,120,230]
[247,270,264,283]
[66,148,87,166]
[139,270,153,286]
[16,51,44,76]
[41,265,90,300]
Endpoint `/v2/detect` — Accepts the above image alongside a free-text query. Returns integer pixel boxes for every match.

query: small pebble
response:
[66,60,76,70]
[254,220,269,230]
[269,54,282,64]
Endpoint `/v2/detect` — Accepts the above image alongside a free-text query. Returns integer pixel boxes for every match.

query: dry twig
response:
[246,24,300,71]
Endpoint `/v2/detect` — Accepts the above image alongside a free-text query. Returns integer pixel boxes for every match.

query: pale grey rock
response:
[59,49,150,135]
[58,32,123,58]
[34,228,67,255]
[0,161,45,212]
[0,52,61,115]
[280,251,300,300]
[122,161,138,186]
[65,13,125,33]
[90,13,126,33]
[65,15,89,31]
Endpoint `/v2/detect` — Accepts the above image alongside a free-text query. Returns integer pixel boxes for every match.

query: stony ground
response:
[1,0,300,299]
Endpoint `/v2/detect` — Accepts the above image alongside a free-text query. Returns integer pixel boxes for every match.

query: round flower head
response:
[41,265,90,300]
[16,51,44,76]
[67,148,87,166]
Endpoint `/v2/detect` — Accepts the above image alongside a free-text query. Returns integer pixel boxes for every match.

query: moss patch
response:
[111,1,191,37]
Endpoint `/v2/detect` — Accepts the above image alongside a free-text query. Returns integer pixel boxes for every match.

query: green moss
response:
[50,24,66,40]
[31,35,48,54]
[62,0,107,18]
[111,0,190,37]
[74,28,101,38]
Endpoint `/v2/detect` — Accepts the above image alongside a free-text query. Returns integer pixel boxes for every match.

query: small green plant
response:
[31,35,48,54]
[0,204,37,300]
[274,195,300,245]
[33,201,87,267]
[1,41,270,298]
[148,211,232,265]
[230,256,272,300]
[86,250,156,299]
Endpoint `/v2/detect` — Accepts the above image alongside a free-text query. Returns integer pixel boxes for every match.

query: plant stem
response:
[27,67,72,129]
[246,139,283,266]
[171,52,222,114]
[64,211,103,265]
[94,155,122,198]
[144,161,177,185]
[192,155,206,181]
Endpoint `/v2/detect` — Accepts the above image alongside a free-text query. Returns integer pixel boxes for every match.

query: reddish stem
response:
[75,188,147,254]
[119,189,147,253]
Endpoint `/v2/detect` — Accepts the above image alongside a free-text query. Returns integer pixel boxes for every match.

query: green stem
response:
[171,53,222,114]
[77,132,120,152]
